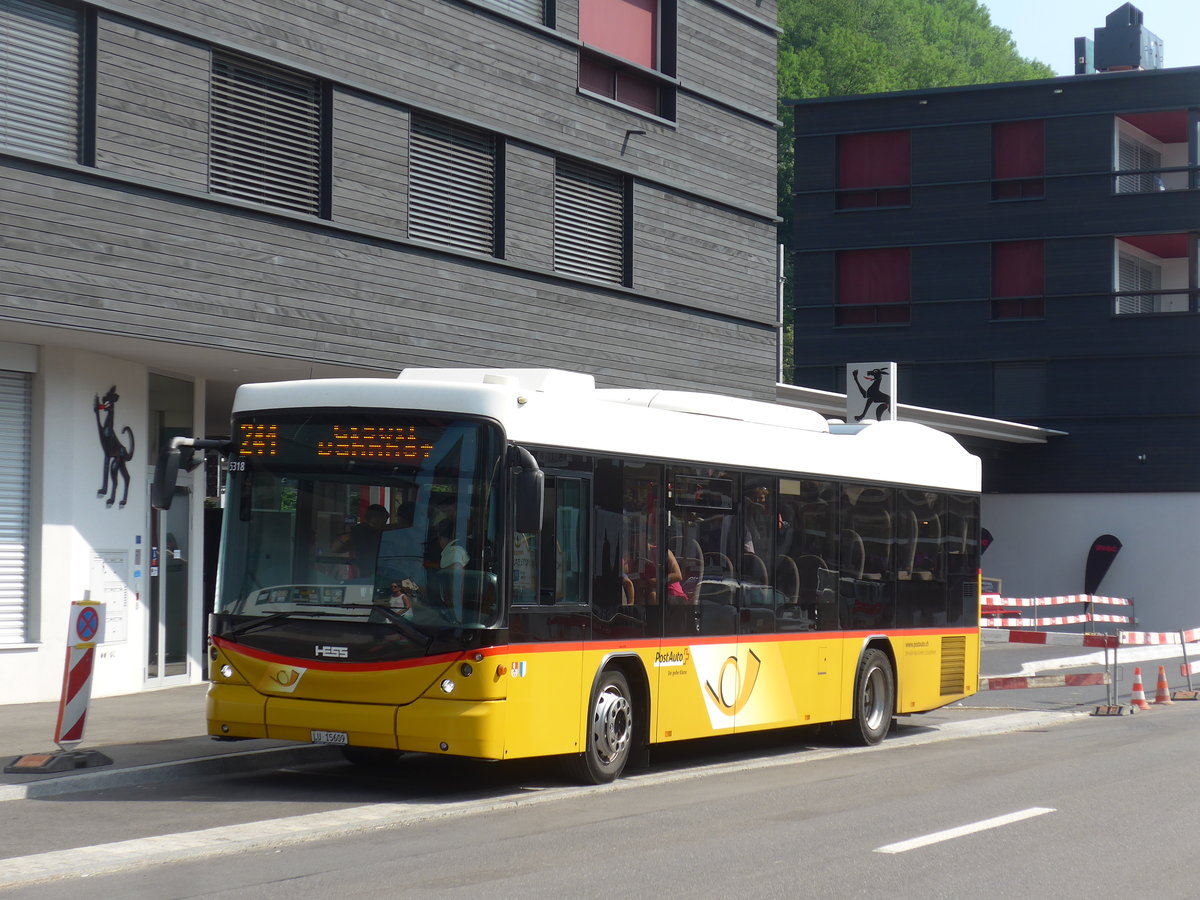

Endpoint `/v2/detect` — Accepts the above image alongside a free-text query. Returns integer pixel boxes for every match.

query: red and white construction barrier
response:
[980,672,1109,691]
[985,613,1132,628]
[983,628,1117,649]
[981,595,1134,629]
[981,594,1133,608]
[1120,627,1200,646]
[53,599,105,749]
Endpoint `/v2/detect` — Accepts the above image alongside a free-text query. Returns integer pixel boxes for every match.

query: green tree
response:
[776,0,1054,381]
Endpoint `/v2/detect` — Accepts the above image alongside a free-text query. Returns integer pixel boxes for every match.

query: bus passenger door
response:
[504,474,589,759]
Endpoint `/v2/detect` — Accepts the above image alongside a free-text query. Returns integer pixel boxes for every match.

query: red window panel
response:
[992,241,1044,296]
[579,52,658,115]
[839,248,910,304]
[580,0,657,69]
[615,69,658,114]
[579,54,615,97]
[993,121,1044,178]
[992,240,1045,318]
[993,121,1045,200]
[837,131,911,190]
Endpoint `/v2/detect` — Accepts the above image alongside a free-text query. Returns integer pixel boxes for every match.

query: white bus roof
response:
[233,368,980,493]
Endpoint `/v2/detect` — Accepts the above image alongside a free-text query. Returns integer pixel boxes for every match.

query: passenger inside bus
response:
[331,503,389,576]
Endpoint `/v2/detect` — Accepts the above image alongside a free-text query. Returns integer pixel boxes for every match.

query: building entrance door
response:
[146,372,196,686]
[147,483,192,682]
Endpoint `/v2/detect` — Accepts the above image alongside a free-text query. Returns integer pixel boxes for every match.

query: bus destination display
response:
[237,421,435,462]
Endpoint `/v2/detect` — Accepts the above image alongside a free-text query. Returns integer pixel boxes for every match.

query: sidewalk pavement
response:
[1,683,338,800]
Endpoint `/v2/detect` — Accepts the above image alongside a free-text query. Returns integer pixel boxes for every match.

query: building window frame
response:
[991,120,1045,202]
[475,0,551,27]
[0,366,33,646]
[1113,235,1196,315]
[835,247,911,326]
[408,113,502,257]
[553,157,630,286]
[208,51,329,217]
[835,130,911,210]
[991,240,1045,320]
[577,0,677,121]
[0,0,89,163]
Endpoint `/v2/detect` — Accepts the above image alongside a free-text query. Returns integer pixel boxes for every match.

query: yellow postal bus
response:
[159,368,981,783]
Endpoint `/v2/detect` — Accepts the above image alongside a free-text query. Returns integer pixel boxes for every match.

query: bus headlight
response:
[220,664,234,679]
[440,679,456,694]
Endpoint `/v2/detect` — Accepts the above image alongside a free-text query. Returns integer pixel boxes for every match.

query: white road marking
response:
[874,806,1056,854]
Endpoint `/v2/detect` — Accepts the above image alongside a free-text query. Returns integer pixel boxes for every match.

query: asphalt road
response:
[4,698,1199,898]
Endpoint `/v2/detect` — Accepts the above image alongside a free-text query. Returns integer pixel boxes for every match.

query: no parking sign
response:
[53,597,105,749]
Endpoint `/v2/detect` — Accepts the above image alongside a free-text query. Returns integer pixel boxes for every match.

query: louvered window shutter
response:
[409,116,497,255]
[209,54,323,215]
[1117,253,1159,314]
[481,0,544,23]
[0,371,32,645]
[1117,137,1161,194]
[0,0,81,160]
[554,160,626,284]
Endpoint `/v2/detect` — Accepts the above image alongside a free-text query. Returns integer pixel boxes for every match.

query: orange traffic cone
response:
[1130,667,1152,710]
[1154,665,1174,705]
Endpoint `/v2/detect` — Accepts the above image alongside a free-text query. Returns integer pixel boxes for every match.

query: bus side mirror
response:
[151,437,231,510]
[151,440,193,510]
[509,445,544,534]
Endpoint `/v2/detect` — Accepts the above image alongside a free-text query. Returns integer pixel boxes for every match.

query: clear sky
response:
[982,0,1200,75]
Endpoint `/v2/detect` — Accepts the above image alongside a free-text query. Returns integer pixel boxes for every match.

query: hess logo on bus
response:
[315,645,349,659]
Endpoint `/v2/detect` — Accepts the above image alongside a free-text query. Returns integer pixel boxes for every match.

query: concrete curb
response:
[0,743,340,802]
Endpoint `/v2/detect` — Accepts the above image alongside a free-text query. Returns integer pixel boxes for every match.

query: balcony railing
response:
[1113,165,1199,194]
[1113,288,1197,315]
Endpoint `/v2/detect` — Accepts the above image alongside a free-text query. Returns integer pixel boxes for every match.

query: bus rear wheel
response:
[840,648,894,746]
[566,669,634,784]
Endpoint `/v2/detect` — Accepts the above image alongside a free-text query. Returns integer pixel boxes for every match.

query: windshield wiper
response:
[341,604,432,650]
[227,609,341,640]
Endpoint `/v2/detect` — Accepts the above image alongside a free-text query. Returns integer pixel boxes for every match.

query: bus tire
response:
[340,746,405,768]
[566,669,634,784]
[840,648,894,746]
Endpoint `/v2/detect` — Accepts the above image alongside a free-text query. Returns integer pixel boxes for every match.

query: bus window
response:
[512,475,589,606]
[622,462,661,608]
[945,493,981,625]
[739,475,777,634]
[667,467,737,636]
[777,478,839,631]
[842,484,896,630]
[896,490,948,626]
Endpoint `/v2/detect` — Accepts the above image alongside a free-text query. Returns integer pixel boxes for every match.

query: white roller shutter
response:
[0,371,31,644]
[0,0,82,160]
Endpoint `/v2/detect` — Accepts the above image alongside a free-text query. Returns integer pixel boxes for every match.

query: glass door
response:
[148,483,191,681]
[146,373,195,684]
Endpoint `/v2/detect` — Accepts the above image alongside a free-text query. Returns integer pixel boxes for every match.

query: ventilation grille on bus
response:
[940,635,967,696]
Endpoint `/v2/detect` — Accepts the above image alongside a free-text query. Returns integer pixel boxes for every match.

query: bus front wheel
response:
[840,648,894,746]
[566,669,634,784]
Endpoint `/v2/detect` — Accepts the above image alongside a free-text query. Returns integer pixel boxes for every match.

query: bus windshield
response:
[216,412,503,646]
